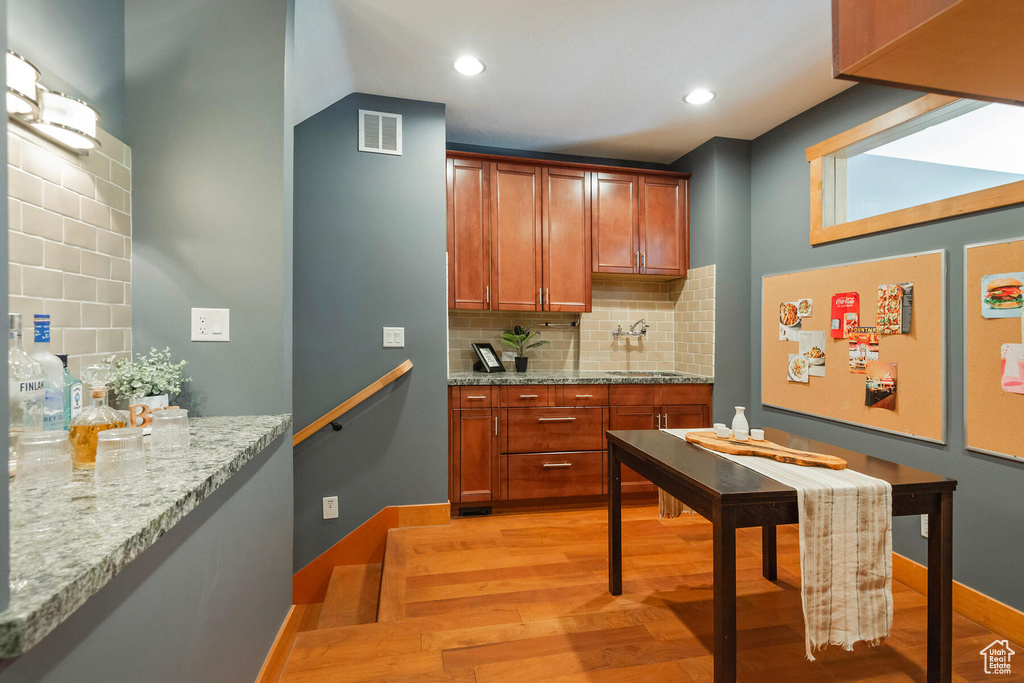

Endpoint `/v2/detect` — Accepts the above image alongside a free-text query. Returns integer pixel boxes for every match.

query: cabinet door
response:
[542,167,591,311]
[639,176,687,276]
[490,162,542,310]
[661,404,708,430]
[592,172,639,274]
[447,158,490,309]
[607,406,657,492]
[453,408,498,503]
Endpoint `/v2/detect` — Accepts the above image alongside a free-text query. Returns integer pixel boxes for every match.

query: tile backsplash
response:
[448,265,716,377]
[7,123,132,377]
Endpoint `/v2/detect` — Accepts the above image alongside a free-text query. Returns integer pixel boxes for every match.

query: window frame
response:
[807,93,1024,245]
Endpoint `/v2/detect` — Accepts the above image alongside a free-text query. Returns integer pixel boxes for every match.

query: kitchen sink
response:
[606,371,684,377]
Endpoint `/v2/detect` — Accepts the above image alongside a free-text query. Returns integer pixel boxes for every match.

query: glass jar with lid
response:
[69,365,126,469]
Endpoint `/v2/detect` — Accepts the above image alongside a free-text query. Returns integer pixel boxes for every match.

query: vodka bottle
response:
[9,313,45,473]
[30,314,65,431]
[57,354,84,430]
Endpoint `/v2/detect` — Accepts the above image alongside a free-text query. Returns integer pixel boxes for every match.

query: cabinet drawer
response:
[659,383,712,406]
[555,384,609,407]
[609,384,657,406]
[457,386,495,409]
[506,451,604,500]
[505,407,603,453]
[500,385,551,407]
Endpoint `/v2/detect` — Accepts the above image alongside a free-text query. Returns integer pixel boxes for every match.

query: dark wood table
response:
[606,428,956,683]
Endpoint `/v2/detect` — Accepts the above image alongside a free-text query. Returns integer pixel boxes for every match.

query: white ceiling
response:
[293,0,854,163]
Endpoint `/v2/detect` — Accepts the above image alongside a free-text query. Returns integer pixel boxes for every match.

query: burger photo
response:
[985,277,1023,310]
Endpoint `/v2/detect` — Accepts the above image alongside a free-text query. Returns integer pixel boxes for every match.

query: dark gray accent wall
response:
[126,0,290,416]
[749,83,1024,610]
[0,435,292,683]
[2,0,10,613]
[8,0,126,140]
[293,93,448,570]
[673,138,752,421]
[446,142,673,173]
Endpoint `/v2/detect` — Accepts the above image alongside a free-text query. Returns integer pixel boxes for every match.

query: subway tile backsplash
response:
[448,265,716,377]
[8,123,132,377]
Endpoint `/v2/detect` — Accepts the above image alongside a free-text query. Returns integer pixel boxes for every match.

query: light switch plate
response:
[191,308,230,342]
[383,326,405,348]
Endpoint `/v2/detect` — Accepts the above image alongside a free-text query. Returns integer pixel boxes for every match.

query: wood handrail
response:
[293,359,414,446]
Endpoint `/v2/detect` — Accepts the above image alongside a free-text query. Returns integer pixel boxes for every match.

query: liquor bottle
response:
[30,314,65,431]
[68,364,126,469]
[9,313,45,474]
[57,354,84,430]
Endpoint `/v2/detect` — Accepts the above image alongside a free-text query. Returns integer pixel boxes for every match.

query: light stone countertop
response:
[0,414,292,658]
[448,369,713,385]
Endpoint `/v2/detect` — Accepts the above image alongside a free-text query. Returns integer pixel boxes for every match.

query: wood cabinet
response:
[449,381,711,512]
[832,0,1024,106]
[447,153,688,310]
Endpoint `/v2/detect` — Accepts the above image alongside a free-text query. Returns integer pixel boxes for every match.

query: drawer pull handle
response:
[519,394,539,398]
[575,394,593,398]
[538,417,576,422]
[542,462,573,468]
[466,395,487,400]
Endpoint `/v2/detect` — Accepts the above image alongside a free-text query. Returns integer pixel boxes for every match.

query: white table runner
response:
[662,428,893,660]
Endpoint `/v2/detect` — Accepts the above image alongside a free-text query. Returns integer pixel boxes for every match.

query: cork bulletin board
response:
[965,238,1024,461]
[761,250,946,443]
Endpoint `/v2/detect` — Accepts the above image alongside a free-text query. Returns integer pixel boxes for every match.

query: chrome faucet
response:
[612,319,648,338]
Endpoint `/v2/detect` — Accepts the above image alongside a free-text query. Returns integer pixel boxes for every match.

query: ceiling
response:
[293,0,854,163]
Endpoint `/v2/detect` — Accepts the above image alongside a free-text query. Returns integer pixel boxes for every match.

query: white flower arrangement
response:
[105,347,191,400]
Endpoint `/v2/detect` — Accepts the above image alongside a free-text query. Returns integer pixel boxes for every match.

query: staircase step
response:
[376,528,408,622]
[316,563,383,630]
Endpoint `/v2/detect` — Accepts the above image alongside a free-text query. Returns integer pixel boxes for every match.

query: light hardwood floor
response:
[279,506,1018,682]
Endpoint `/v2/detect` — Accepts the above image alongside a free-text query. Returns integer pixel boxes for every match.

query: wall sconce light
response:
[6,50,101,154]
[31,89,101,152]
[6,51,40,117]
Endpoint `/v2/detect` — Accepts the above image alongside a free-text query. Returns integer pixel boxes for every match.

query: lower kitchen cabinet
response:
[505,451,605,500]
[449,387,499,504]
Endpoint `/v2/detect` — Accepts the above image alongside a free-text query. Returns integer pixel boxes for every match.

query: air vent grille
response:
[359,110,402,155]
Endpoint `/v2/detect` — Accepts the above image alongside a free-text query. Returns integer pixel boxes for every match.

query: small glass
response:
[95,427,146,484]
[16,431,72,486]
[150,409,190,453]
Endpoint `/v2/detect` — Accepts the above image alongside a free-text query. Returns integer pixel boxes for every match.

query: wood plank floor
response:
[279,506,1020,682]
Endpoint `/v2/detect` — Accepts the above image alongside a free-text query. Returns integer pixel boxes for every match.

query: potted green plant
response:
[500,324,549,373]
[105,347,191,416]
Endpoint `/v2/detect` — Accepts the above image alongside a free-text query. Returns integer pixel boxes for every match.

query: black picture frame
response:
[471,342,506,373]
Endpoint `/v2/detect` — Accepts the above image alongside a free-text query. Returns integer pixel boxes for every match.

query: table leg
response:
[608,443,622,596]
[761,524,777,581]
[927,491,953,683]
[713,503,737,683]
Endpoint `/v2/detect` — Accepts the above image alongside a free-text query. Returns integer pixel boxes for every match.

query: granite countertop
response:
[448,369,713,385]
[0,414,292,658]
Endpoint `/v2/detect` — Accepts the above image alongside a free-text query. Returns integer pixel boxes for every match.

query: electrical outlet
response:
[191,308,230,342]
[323,496,339,520]
[383,326,405,348]
[920,514,928,538]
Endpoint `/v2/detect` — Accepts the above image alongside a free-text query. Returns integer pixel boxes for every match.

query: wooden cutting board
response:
[684,431,847,470]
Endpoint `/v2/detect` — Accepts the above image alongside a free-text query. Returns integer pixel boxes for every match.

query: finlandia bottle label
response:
[11,378,44,403]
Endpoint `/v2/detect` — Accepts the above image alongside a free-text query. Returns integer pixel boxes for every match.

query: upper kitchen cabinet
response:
[447,157,491,309]
[832,0,1024,105]
[490,162,543,310]
[542,167,591,312]
[593,172,688,277]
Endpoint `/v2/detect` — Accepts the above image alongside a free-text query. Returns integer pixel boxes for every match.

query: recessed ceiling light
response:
[684,89,715,105]
[453,56,485,76]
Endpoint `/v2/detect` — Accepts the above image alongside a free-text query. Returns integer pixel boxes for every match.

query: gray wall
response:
[1,0,10,613]
[8,0,126,140]
[847,154,1024,222]
[293,93,448,570]
[0,435,292,683]
[126,0,289,417]
[749,83,1024,610]
[673,138,752,420]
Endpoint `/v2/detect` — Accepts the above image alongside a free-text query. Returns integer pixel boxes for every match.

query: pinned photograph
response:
[865,361,897,410]
[876,284,904,335]
[798,330,826,378]
[779,301,802,341]
[830,292,860,339]
[1000,343,1024,395]
[788,353,809,383]
[982,272,1024,319]
[797,298,813,317]
[848,327,879,374]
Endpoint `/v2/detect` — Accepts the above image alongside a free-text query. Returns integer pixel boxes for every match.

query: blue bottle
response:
[56,354,84,430]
